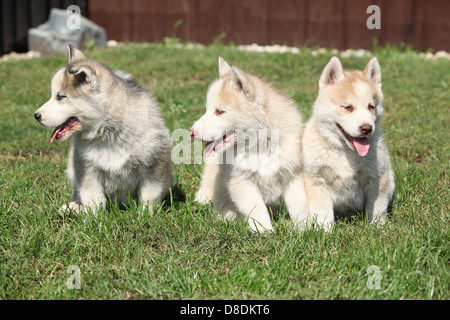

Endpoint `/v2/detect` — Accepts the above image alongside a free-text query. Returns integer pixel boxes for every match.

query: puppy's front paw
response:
[59,202,83,216]
[194,190,211,205]
[248,218,274,234]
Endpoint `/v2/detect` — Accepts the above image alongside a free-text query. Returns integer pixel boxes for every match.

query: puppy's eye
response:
[56,94,66,101]
[342,105,353,112]
[215,109,225,116]
[368,104,375,110]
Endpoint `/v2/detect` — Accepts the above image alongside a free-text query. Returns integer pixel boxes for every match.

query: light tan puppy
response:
[190,57,308,233]
[303,56,395,232]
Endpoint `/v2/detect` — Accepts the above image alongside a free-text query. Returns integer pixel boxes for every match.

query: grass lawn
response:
[0,43,448,300]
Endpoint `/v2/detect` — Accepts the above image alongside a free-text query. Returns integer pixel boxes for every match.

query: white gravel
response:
[0,50,42,62]
[237,43,450,60]
[1,42,448,62]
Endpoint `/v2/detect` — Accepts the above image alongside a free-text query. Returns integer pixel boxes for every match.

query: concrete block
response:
[28,8,107,56]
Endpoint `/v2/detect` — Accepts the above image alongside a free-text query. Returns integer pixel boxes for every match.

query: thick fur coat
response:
[302,56,395,232]
[34,45,172,214]
[191,57,308,232]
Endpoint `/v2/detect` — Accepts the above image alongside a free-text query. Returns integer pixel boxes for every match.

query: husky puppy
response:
[34,45,172,214]
[190,57,308,233]
[303,56,395,232]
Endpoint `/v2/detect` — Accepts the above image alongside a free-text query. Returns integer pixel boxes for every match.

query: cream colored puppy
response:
[303,56,395,232]
[190,57,308,233]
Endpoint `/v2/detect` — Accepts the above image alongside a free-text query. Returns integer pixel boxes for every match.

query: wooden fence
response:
[88,0,450,52]
[1,0,449,55]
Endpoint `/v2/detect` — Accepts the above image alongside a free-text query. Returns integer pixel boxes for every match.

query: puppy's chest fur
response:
[229,157,296,206]
[308,147,379,213]
[70,138,145,194]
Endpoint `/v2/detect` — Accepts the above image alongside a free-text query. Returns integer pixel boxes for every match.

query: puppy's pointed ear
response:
[218,57,231,78]
[364,57,382,90]
[68,44,87,63]
[68,65,97,89]
[231,66,253,99]
[319,56,345,89]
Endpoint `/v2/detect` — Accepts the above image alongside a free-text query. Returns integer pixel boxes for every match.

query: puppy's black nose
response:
[359,124,373,135]
[34,113,41,121]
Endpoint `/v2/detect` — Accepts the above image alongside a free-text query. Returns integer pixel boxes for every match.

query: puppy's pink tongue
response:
[50,126,62,143]
[353,137,370,157]
[205,141,216,156]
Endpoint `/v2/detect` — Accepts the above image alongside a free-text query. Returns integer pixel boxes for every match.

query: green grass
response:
[0,43,448,300]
